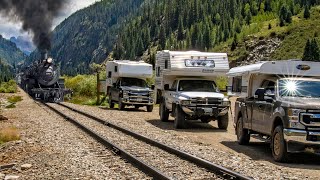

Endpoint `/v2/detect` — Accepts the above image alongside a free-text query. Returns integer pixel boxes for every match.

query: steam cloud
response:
[0,0,66,51]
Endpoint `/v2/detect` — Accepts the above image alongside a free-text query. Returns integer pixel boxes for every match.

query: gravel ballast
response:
[62,103,320,180]
[0,91,149,179]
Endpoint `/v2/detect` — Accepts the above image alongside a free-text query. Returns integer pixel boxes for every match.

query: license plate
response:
[136,98,143,102]
[204,108,213,114]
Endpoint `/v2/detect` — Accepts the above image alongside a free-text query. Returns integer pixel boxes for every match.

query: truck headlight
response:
[222,101,230,106]
[123,91,129,97]
[288,108,305,129]
[181,100,191,106]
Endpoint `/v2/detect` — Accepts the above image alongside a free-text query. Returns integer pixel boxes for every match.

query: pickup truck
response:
[235,77,320,162]
[108,77,154,112]
[160,78,230,129]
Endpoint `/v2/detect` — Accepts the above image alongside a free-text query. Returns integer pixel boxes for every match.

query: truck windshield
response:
[178,80,217,92]
[279,79,320,98]
[121,78,148,87]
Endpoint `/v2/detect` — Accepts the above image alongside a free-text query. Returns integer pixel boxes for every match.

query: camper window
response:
[165,60,169,69]
[156,67,161,77]
[108,71,112,78]
[232,76,242,92]
[115,66,118,72]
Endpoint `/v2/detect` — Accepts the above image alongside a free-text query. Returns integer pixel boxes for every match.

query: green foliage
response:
[0,80,17,93]
[0,35,26,66]
[0,58,14,83]
[7,96,23,103]
[64,75,97,97]
[303,38,320,61]
[304,5,311,19]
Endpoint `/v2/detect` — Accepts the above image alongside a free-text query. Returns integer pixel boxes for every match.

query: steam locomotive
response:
[18,53,71,102]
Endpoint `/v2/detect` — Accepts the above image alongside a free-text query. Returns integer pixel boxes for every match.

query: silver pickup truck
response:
[159,78,230,129]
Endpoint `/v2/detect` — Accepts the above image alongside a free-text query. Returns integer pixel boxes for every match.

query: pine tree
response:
[177,16,184,41]
[311,39,320,61]
[303,39,312,61]
[231,34,238,51]
[159,26,166,50]
[304,5,310,19]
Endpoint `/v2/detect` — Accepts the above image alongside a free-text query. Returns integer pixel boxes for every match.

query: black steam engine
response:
[18,53,71,102]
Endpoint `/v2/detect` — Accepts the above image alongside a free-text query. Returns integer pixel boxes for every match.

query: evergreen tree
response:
[177,16,184,41]
[311,39,320,61]
[304,5,311,19]
[231,34,238,51]
[159,26,166,50]
[302,39,313,61]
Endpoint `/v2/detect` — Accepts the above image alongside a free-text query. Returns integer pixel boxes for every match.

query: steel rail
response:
[42,103,171,180]
[58,103,253,180]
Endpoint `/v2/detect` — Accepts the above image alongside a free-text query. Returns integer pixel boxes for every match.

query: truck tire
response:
[272,125,289,162]
[160,100,169,122]
[236,117,250,145]
[174,105,186,129]
[218,114,229,130]
[108,95,114,109]
[147,105,154,112]
[118,98,125,111]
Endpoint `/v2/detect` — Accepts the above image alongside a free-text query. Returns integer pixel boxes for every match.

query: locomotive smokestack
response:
[0,0,66,52]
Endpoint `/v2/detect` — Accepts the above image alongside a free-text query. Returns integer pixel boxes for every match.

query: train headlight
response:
[47,58,53,64]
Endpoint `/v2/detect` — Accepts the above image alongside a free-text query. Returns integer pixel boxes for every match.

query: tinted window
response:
[121,77,148,87]
[178,80,217,92]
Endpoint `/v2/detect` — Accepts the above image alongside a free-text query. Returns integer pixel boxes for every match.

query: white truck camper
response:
[155,50,230,129]
[228,60,320,162]
[106,60,154,112]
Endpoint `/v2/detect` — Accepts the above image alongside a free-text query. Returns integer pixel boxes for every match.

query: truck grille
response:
[191,98,222,105]
[301,113,320,127]
[128,91,150,97]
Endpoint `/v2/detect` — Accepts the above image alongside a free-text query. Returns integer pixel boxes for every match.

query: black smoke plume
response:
[0,0,66,52]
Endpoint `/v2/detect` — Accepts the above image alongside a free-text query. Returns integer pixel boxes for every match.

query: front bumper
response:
[283,129,320,152]
[122,96,153,106]
[182,105,229,117]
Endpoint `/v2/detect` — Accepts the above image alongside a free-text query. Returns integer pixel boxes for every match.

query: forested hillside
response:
[27,0,320,75]
[0,35,26,82]
[28,0,145,76]
[114,0,320,65]
[0,35,26,66]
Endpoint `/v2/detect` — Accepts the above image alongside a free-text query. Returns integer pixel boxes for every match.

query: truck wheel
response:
[174,105,186,129]
[108,96,114,108]
[218,114,229,130]
[236,117,250,145]
[147,105,154,112]
[200,117,211,123]
[272,125,289,162]
[118,99,125,111]
[160,100,169,122]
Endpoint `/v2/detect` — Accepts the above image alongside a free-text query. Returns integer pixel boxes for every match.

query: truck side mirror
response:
[151,85,155,90]
[164,84,170,91]
[255,88,266,101]
[113,83,116,87]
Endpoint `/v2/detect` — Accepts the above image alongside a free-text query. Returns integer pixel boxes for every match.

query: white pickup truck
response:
[155,50,230,129]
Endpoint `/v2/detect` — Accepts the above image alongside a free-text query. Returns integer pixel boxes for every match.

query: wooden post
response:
[96,72,100,105]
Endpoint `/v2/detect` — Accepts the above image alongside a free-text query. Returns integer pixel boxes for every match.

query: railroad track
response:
[41,102,253,180]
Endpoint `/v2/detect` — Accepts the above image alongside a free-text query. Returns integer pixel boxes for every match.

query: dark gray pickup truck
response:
[234,77,320,162]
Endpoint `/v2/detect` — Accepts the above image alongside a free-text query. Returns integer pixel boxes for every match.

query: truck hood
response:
[121,86,151,92]
[280,97,320,109]
[179,92,225,99]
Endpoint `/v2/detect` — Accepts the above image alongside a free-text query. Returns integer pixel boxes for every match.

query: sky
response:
[0,0,99,40]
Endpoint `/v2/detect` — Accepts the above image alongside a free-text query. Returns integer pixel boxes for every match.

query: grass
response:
[7,96,23,103]
[0,127,20,145]
[0,80,17,93]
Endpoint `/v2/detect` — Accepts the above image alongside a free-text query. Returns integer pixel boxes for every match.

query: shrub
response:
[7,96,23,103]
[0,127,20,144]
[0,80,17,93]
